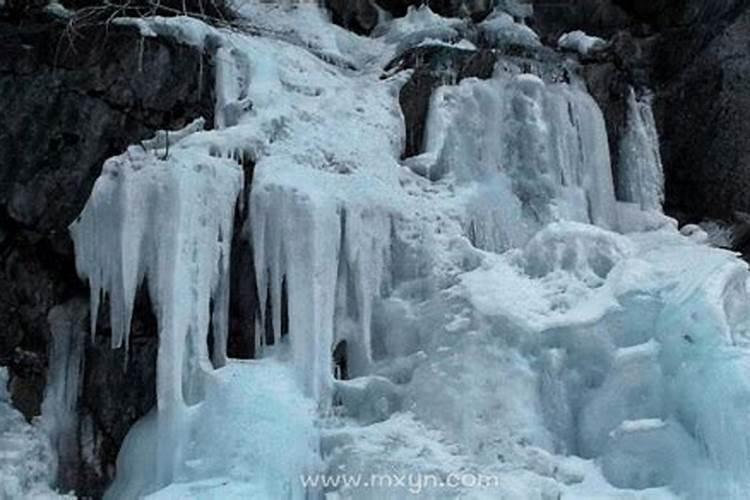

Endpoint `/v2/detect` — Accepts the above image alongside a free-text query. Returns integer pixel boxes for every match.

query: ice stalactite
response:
[411,71,618,252]
[40,299,88,489]
[333,206,391,378]
[70,135,243,488]
[617,87,665,211]
[250,173,392,398]
[251,182,340,401]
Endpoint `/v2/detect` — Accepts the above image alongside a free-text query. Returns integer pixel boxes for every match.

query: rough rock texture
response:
[325,0,380,35]
[0,10,214,497]
[654,7,750,220]
[531,0,638,40]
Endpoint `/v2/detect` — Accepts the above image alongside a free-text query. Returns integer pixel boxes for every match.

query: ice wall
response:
[250,169,393,399]
[409,71,619,251]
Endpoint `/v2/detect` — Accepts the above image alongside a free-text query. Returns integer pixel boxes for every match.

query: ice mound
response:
[109,360,319,499]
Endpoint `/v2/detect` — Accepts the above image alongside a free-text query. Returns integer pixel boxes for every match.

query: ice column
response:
[617,87,665,211]
[70,144,242,486]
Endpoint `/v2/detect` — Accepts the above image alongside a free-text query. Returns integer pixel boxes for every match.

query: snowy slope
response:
[54,2,750,499]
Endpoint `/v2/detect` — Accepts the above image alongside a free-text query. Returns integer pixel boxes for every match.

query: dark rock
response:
[228,158,260,360]
[325,0,494,34]
[531,0,638,39]
[375,0,419,18]
[428,0,493,22]
[325,0,379,35]
[655,6,750,220]
[79,290,158,497]
[613,0,744,30]
[570,0,750,222]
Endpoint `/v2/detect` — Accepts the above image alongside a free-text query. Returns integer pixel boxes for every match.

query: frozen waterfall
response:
[56,3,750,500]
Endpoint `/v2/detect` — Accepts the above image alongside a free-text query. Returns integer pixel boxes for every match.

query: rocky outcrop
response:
[653,7,750,220]
[325,0,380,35]
[0,10,214,497]
[326,0,496,34]
[561,1,750,222]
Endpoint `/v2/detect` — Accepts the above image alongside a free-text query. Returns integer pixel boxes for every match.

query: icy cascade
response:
[69,9,402,494]
[70,137,243,489]
[40,300,87,489]
[408,71,619,251]
[617,87,665,211]
[208,21,402,399]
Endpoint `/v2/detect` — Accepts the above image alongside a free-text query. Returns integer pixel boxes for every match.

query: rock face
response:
[325,0,380,35]
[0,10,214,497]
[535,0,750,223]
[654,7,750,220]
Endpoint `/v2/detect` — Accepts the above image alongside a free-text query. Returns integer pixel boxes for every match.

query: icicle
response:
[71,141,242,488]
[251,181,341,401]
[340,206,390,376]
[40,299,87,488]
[617,87,665,211]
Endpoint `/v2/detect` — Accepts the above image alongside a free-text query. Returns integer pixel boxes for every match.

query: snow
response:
[62,4,750,500]
[378,5,468,57]
[558,30,607,55]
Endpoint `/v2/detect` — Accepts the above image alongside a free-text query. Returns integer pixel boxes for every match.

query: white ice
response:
[558,30,607,55]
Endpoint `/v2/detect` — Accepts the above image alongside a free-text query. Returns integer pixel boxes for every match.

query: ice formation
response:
[70,129,243,491]
[40,300,87,489]
[409,70,619,250]
[0,368,67,499]
[617,87,665,211]
[558,30,607,55]
[13,1,748,499]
